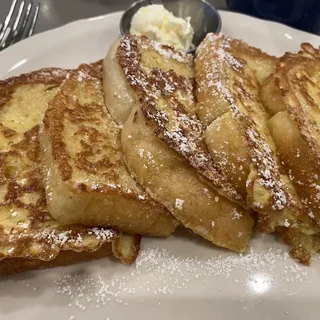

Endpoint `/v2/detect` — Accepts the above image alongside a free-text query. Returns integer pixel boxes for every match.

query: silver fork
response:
[0,0,40,51]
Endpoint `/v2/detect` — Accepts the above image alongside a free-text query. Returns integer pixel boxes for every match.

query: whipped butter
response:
[130,4,194,51]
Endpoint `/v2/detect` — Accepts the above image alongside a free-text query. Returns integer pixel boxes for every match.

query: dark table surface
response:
[0,0,227,35]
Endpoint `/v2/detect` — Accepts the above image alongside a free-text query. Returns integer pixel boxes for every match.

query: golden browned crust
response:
[270,48,320,226]
[194,34,320,264]
[116,35,254,253]
[43,62,143,196]
[259,43,320,263]
[225,37,277,84]
[122,106,253,253]
[279,226,320,265]
[0,67,140,274]
[43,64,101,182]
[118,34,303,231]
[0,68,68,109]
[0,233,141,276]
[0,129,119,259]
[0,242,113,276]
[116,35,246,207]
[41,61,176,235]
[195,34,298,219]
[299,42,320,58]
[276,52,320,158]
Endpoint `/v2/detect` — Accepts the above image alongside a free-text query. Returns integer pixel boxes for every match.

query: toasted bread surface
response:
[260,45,320,262]
[107,35,254,253]
[229,37,276,85]
[0,68,140,275]
[195,34,320,264]
[115,35,297,231]
[114,35,247,206]
[0,233,141,276]
[195,34,292,218]
[122,106,253,253]
[0,243,113,276]
[41,62,176,236]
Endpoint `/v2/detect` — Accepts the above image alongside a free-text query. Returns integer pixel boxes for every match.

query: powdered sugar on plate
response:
[50,244,311,313]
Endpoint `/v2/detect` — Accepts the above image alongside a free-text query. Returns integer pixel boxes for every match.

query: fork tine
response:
[11,1,25,36]
[26,3,40,37]
[0,1,40,51]
[15,2,32,41]
[2,1,25,48]
[0,0,18,42]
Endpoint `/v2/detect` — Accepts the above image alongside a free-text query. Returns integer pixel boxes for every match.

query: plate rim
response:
[0,8,320,320]
[219,9,320,40]
[0,10,319,75]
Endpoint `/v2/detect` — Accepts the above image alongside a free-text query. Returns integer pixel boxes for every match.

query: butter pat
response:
[130,4,194,51]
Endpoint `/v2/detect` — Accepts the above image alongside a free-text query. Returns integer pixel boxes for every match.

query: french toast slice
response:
[105,35,247,207]
[195,34,320,264]
[261,44,320,262]
[104,35,254,253]
[195,34,289,215]
[40,62,177,236]
[0,68,140,276]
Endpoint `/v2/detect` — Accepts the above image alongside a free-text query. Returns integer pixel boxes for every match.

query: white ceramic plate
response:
[0,11,320,320]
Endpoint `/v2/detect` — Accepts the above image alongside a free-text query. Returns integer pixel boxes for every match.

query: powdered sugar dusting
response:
[175,199,184,210]
[33,227,115,246]
[36,68,69,80]
[77,71,87,82]
[196,33,290,211]
[216,47,242,70]
[51,245,312,312]
[118,35,243,202]
[151,41,192,64]
[34,230,73,246]
[87,228,115,241]
[9,226,114,250]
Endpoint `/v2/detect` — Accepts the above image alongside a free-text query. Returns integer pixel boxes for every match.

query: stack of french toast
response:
[1,33,319,276]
